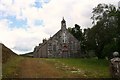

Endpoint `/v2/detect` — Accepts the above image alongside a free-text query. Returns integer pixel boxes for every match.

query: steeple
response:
[61,17,66,31]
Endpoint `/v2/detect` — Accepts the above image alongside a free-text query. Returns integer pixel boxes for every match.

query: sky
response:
[0,0,119,54]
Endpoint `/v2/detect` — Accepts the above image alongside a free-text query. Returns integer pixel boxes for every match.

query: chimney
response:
[43,39,47,43]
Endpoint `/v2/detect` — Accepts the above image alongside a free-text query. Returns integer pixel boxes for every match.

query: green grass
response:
[2,56,24,78]
[2,56,111,78]
[45,58,110,78]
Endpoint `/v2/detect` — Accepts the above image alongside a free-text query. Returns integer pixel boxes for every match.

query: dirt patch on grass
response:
[17,58,66,78]
[4,57,107,78]
[14,58,85,78]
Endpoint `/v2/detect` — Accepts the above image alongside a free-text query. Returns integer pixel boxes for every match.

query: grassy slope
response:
[2,56,24,78]
[2,43,17,63]
[2,43,24,78]
[3,57,110,78]
[45,58,110,78]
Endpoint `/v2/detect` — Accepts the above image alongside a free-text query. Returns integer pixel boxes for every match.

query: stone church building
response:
[33,18,81,58]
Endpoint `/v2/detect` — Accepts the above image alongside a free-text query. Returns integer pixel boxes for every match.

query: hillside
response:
[20,52,33,57]
[1,43,17,63]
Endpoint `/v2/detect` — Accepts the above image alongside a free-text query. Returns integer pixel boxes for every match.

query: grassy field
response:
[45,58,110,78]
[2,56,24,78]
[2,57,111,78]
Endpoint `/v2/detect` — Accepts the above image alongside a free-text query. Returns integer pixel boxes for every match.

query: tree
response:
[89,3,118,59]
[68,24,83,41]
[68,3,119,59]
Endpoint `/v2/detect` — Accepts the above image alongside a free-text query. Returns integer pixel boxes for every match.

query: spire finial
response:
[62,17,65,22]
[63,17,64,20]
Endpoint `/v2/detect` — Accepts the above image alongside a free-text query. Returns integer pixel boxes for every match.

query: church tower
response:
[61,17,66,31]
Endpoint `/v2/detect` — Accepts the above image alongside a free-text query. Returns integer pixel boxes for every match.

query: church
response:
[33,18,81,58]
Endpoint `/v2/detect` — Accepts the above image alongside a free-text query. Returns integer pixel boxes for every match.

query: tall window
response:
[53,45,56,51]
[63,32,67,43]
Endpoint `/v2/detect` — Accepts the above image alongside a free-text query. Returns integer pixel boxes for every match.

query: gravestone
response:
[110,52,120,78]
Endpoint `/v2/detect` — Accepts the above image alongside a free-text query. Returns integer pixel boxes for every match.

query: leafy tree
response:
[68,24,83,41]
[89,3,118,59]
[116,9,120,53]
[68,3,119,59]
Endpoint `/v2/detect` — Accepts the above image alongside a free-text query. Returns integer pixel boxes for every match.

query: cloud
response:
[0,0,119,54]
[0,20,49,54]
[34,19,44,26]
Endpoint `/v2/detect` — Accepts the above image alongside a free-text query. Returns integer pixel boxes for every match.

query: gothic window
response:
[71,41,74,50]
[53,45,56,51]
[62,32,67,43]
[74,42,76,50]
[73,42,76,50]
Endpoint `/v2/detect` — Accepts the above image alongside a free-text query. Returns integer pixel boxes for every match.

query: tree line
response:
[68,3,120,59]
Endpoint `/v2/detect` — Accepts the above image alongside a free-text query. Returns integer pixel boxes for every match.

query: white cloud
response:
[0,0,119,54]
[0,20,49,54]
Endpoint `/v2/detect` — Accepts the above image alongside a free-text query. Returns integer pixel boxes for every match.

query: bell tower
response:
[61,17,66,31]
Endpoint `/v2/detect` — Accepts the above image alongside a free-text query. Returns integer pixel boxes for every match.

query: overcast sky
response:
[0,0,119,54]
